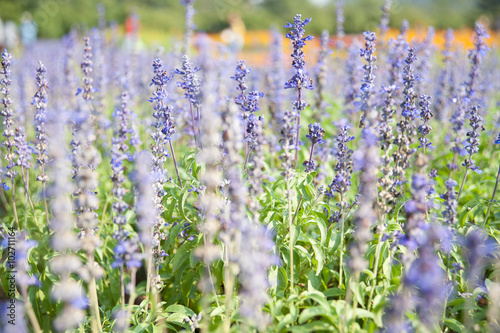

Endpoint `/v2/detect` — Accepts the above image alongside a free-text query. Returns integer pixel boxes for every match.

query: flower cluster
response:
[418,94,434,151]
[358,31,377,128]
[33,61,49,184]
[378,85,397,214]
[149,58,173,267]
[1,50,17,181]
[462,105,484,174]
[327,123,354,222]
[283,14,314,91]
[303,122,326,172]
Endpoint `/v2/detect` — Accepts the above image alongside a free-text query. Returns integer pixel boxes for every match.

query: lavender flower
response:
[149,58,173,268]
[47,112,87,332]
[440,179,458,225]
[434,29,456,121]
[33,61,49,184]
[343,42,362,119]
[314,30,331,115]
[379,0,392,39]
[415,26,435,93]
[462,105,484,175]
[349,127,379,274]
[392,48,418,199]
[303,122,325,172]
[418,94,434,152]
[182,0,197,55]
[358,31,378,128]
[327,123,354,223]
[284,14,314,91]
[266,30,286,150]
[462,229,497,287]
[335,0,345,48]
[133,151,156,251]
[284,14,314,168]
[466,22,490,105]
[404,226,445,327]
[174,55,201,146]
[378,85,397,214]
[1,50,17,181]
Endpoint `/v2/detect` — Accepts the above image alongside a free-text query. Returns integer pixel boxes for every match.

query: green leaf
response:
[443,318,465,332]
[165,304,195,317]
[298,306,328,324]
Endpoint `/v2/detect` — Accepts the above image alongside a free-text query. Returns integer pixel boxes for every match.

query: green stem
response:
[484,164,500,226]
[367,216,387,311]
[169,140,183,188]
[21,286,42,333]
[123,268,138,333]
[286,179,294,293]
[223,244,234,333]
[457,167,469,202]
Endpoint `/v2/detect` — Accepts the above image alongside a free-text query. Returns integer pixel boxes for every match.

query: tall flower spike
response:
[148,58,173,271]
[378,85,398,214]
[283,14,314,168]
[418,94,434,152]
[391,47,418,199]
[349,127,379,274]
[314,30,331,116]
[266,29,286,151]
[284,14,314,91]
[335,0,345,48]
[33,61,49,184]
[326,122,355,224]
[379,0,392,39]
[440,179,458,225]
[462,105,484,175]
[174,55,201,147]
[434,28,456,121]
[1,50,18,182]
[181,0,197,55]
[466,22,490,106]
[47,110,87,332]
[358,31,378,128]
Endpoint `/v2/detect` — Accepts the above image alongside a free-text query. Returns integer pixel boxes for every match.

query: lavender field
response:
[1,1,500,332]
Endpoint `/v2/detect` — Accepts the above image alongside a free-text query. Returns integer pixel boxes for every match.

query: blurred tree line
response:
[0,0,497,39]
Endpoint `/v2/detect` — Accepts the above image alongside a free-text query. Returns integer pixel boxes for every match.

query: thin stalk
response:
[223,244,234,333]
[484,164,500,226]
[87,252,102,333]
[244,147,251,170]
[120,265,126,310]
[292,194,304,225]
[124,268,138,333]
[293,88,302,170]
[203,235,220,308]
[20,167,35,213]
[197,107,203,149]
[457,168,470,202]
[11,180,19,229]
[21,286,42,333]
[188,102,198,149]
[367,216,386,311]
[350,273,360,333]
[1,187,10,210]
[338,194,346,289]
[168,140,183,188]
[286,179,294,292]
[42,181,49,225]
[307,142,316,173]
[441,251,453,330]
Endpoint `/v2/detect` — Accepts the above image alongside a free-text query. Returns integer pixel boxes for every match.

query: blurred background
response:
[1,0,499,37]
